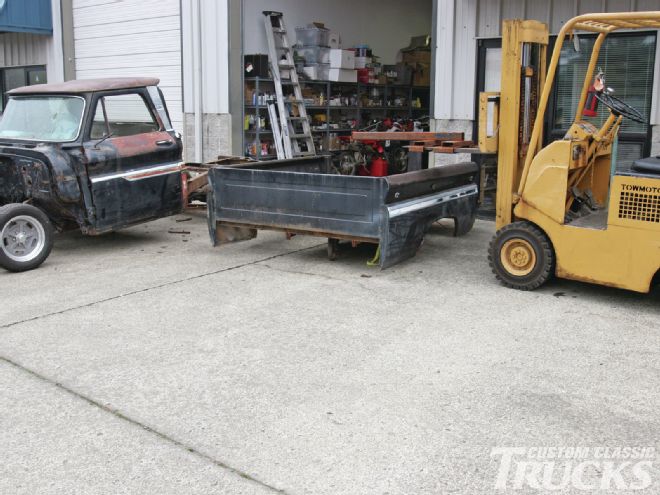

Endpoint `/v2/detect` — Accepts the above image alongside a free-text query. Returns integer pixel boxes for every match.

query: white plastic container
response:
[303,63,330,80]
[328,68,357,83]
[328,32,341,49]
[296,26,330,47]
[329,49,355,69]
[297,46,331,64]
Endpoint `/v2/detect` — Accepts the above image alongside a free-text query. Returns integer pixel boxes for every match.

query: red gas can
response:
[370,155,389,177]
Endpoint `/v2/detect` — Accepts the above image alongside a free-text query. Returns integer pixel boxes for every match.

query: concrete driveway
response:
[1,212,658,494]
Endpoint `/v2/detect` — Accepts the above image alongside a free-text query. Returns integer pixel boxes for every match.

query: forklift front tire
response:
[0,204,54,272]
[489,221,554,291]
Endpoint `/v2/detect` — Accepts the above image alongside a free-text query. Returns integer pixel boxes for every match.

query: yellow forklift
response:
[480,12,660,293]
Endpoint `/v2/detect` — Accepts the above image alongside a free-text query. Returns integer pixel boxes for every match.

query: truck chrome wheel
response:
[0,204,54,272]
[489,221,555,291]
[500,238,536,277]
[1,215,46,263]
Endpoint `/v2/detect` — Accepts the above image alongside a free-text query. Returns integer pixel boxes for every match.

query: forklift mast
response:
[479,20,549,229]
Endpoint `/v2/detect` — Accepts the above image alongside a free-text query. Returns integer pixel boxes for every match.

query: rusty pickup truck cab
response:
[0,77,183,272]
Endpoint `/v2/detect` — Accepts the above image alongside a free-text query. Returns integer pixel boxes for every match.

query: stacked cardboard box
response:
[400,35,431,87]
[402,49,431,86]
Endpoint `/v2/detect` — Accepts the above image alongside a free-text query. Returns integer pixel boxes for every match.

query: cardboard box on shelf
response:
[402,50,431,65]
[328,68,357,83]
[329,49,355,69]
[301,87,316,98]
[412,63,431,87]
[402,35,431,51]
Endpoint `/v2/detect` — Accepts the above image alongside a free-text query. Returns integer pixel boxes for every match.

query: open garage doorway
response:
[238,0,434,160]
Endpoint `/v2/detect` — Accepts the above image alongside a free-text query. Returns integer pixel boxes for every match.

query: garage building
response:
[1,0,660,168]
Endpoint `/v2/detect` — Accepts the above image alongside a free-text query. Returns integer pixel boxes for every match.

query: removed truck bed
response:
[207,156,479,268]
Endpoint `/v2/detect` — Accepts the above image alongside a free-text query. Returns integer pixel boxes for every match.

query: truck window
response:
[147,86,174,131]
[90,93,160,139]
[0,96,84,142]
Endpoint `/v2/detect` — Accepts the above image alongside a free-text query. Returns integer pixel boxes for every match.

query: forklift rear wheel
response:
[489,221,554,291]
[0,204,54,272]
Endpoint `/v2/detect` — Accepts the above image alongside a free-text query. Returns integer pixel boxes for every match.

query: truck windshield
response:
[0,96,85,142]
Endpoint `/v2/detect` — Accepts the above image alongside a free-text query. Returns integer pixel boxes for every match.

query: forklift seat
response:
[632,156,660,175]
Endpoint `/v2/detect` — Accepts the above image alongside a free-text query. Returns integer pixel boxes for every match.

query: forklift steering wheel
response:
[594,92,646,123]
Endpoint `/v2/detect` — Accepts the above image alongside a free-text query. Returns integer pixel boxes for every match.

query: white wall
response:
[181,0,230,115]
[435,0,660,122]
[71,0,183,131]
[243,0,433,65]
[180,0,232,161]
[45,0,65,83]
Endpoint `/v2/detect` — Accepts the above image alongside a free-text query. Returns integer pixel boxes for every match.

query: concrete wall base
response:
[183,113,233,163]
[430,118,474,166]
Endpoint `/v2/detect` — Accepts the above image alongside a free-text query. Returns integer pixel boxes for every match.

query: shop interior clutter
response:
[244,21,431,159]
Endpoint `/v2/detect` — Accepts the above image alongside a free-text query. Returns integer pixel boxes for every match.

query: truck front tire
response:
[0,204,54,272]
[489,221,555,290]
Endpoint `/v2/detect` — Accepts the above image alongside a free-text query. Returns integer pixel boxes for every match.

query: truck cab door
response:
[83,89,183,232]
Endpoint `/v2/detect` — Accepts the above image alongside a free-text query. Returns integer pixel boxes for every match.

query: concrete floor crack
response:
[1,244,324,330]
[0,354,292,495]
[257,263,377,292]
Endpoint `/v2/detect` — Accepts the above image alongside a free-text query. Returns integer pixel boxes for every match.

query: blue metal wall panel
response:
[0,0,53,35]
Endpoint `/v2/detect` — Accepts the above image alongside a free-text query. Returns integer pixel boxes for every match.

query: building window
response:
[475,33,656,171]
[0,65,47,112]
[549,32,656,170]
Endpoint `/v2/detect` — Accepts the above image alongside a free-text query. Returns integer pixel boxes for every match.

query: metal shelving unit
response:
[243,77,429,160]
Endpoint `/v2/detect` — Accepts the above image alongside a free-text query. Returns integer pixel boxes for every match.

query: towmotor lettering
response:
[621,184,660,194]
